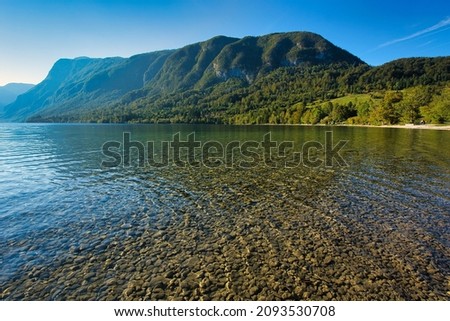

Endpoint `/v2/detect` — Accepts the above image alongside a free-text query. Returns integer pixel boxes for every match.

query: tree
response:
[269,113,278,124]
[376,92,403,124]
[400,86,432,123]
[421,87,450,123]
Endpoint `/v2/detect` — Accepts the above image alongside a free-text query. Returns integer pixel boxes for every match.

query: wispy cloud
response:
[417,40,434,48]
[378,17,450,49]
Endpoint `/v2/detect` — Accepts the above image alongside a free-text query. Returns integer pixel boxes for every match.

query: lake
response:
[0,123,449,300]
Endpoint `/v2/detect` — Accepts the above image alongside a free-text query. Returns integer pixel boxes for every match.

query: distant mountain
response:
[1,31,449,124]
[0,83,34,108]
[1,52,172,121]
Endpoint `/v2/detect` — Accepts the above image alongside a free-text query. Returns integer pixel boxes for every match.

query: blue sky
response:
[0,0,449,85]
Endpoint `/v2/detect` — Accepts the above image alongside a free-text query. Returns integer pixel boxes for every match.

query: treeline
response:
[29,57,450,125]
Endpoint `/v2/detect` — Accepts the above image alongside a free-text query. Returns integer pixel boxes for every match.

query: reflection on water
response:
[0,124,449,300]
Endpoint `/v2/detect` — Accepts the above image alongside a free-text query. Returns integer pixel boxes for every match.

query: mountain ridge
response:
[2,31,365,122]
[0,83,34,108]
[2,31,449,124]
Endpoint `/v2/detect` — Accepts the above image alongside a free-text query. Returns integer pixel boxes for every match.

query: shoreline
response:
[2,122,450,130]
[334,123,450,131]
[258,123,450,131]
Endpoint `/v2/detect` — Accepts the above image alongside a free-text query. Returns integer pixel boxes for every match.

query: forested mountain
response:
[1,52,172,121]
[2,32,449,124]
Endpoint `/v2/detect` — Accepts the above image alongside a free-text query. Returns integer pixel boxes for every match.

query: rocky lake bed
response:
[1,124,449,300]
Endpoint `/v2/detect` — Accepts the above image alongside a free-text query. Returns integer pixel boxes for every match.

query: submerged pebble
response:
[1,161,449,301]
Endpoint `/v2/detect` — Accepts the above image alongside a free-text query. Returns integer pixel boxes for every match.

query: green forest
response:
[28,59,446,125]
[43,58,448,126]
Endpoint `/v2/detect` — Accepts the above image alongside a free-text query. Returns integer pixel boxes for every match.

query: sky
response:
[0,0,449,86]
